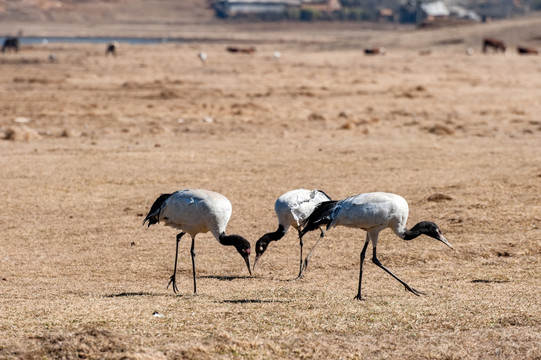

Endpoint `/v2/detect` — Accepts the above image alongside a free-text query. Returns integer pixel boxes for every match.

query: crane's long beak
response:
[244,255,252,276]
[438,234,454,249]
[252,254,261,271]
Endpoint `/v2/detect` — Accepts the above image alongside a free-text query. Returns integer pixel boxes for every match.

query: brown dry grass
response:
[1,18,541,359]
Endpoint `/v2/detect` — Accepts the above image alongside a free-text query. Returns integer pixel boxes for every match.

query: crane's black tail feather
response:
[143,193,172,227]
[299,200,339,237]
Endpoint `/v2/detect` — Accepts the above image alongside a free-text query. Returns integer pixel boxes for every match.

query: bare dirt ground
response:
[1,15,541,359]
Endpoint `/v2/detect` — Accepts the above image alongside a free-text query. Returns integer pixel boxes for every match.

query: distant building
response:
[421,1,450,17]
[399,0,480,24]
[301,0,341,13]
[377,8,396,22]
[213,0,301,18]
[447,4,481,22]
[213,0,341,18]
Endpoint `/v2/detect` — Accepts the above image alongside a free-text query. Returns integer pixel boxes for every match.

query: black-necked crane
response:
[300,192,453,300]
[253,189,331,278]
[143,189,252,294]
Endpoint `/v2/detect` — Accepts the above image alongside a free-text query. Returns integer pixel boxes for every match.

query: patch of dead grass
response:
[0,26,540,359]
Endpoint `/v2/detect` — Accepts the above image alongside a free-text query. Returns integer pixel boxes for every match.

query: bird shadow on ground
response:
[104,292,288,303]
[220,299,290,304]
[268,276,306,283]
[104,291,172,298]
[199,275,253,281]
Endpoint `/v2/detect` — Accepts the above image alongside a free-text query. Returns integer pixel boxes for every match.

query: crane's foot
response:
[353,294,365,301]
[293,272,304,281]
[405,285,425,296]
[167,274,179,294]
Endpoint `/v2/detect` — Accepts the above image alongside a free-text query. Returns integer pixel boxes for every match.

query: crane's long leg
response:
[354,235,370,301]
[301,228,326,275]
[190,236,197,294]
[295,229,305,279]
[167,232,185,294]
[371,247,425,296]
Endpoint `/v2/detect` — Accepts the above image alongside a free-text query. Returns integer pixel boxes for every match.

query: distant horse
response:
[2,37,19,53]
[226,46,256,54]
[517,46,538,55]
[106,42,118,56]
[364,47,386,55]
[483,38,506,53]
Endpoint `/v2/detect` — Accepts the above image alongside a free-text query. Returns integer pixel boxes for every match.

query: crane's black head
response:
[219,234,252,276]
[255,234,272,257]
[408,221,453,249]
[253,234,272,271]
[253,225,286,271]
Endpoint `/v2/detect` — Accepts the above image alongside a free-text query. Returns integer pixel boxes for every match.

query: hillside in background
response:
[0,0,537,25]
[0,0,214,24]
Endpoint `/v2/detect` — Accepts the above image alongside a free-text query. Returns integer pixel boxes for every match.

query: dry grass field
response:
[1,16,541,359]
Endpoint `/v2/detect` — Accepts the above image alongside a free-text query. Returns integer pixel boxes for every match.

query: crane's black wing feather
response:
[143,193,172,227]
[299,200,339,237]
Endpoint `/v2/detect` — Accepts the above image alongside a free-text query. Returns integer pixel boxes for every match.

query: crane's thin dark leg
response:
[371,247,425,296]
[190,236,197,294]
[295,229,305,279]
[301,227,326,274]
[167,232,185,294]
[354,237,370,301]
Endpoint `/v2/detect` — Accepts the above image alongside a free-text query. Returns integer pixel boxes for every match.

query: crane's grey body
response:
[159,189,232,240]
[276,189,332,232]
[328,192,409,243]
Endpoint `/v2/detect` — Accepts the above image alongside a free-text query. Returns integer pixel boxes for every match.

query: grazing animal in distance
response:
[517,46,538,55]
[2,37,19,53]
[253,189,331,279]
[143,189,252,294]
[300,192,453,300]
[483,38,506,53]
[364,47,386,55]
[106,42,118,56]
[227,46,256,54]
